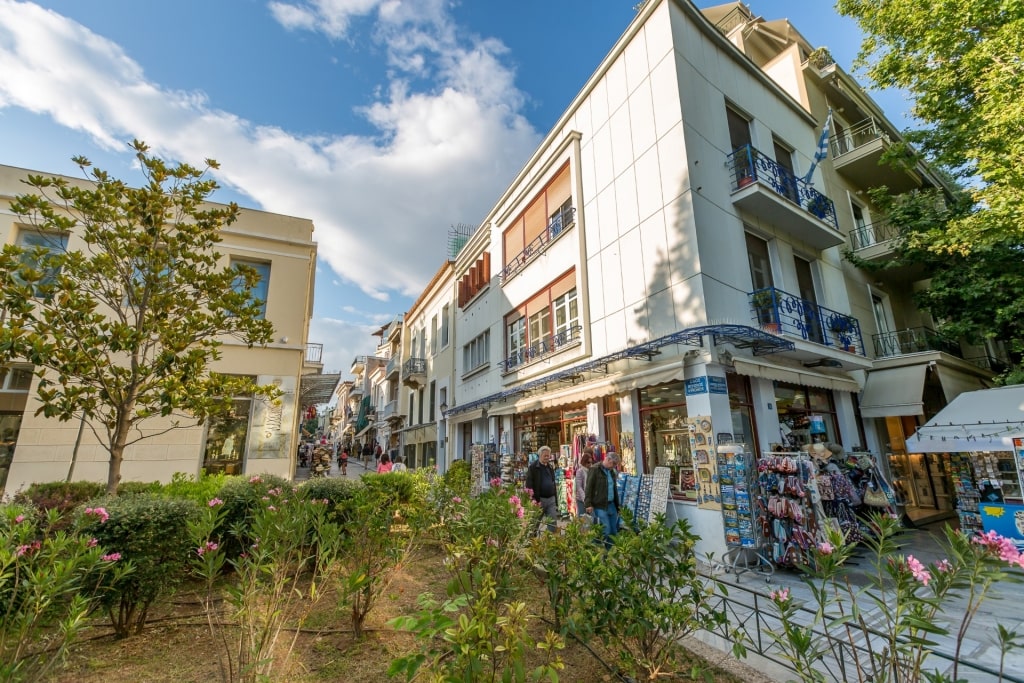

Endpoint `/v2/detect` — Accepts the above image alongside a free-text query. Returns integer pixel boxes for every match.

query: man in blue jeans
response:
[584,452,621,547]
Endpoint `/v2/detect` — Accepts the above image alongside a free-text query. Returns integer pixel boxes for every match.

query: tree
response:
[0,140,278,494]
[836,0,1024,252]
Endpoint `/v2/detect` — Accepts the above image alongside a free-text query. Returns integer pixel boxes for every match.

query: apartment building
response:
[0,163,321,493]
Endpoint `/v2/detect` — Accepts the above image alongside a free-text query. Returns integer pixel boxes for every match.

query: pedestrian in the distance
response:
[339,447,349,476]
[585,451,622,547]
[574,448,595,516]
[391,454,407,473]
[376,452,393,474]
[525,445,558,532]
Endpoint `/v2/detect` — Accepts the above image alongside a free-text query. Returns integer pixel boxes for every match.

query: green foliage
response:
[526,519,601,634]
[0,504,131,682]
[297,475,364,523]
[837,0,1024,252]
[117,481,162,496]
[76,493,199,638]
[158,471,230,506]
[579,515,730,681]
[11,481,105,530]
[443,459,472,499]
[211,473,292,558]
[764,514,1023,682]
[0,141,279,495]
[189,484,344,683]
[388,574,565,683]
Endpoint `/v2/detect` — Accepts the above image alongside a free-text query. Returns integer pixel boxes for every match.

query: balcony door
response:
[872,294,895,356]
[746,233,775,326]
[794,257,824,343]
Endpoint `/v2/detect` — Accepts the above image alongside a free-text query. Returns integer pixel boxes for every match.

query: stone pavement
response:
[293,453,376,482]
[697,521,1024,682]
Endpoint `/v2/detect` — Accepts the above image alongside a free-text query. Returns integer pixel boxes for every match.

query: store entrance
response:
[884,416,955,525]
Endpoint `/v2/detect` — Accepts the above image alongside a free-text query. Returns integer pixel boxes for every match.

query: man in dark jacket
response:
[584,452,621,547]
[525,445,558,532]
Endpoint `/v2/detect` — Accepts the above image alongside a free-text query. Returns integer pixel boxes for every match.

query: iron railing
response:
[499,206,576,283]
[385,354,400,378]
[402,357,426,376]
[750,287,865,354]
[966,355,1009,373]
[502,324,583,372]
[804,48,836,72]
[305,342,323,364]
[727,145,838,230]
[873,327,961,359]
[849,218,899,251]
[831,117,887,159]
[382,400,398,420]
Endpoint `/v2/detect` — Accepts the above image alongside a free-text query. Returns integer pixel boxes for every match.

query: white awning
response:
[859,364,928,418]
[936,366,990,402]
[731,357,861,393]
[905,384,1024,453]
[512,362,687,413]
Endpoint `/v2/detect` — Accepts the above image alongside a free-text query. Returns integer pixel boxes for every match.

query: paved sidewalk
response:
[293,455,375,482]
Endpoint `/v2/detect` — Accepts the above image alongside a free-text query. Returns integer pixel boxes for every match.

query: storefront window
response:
[603,395,621,453]
[639,383,694,500]
[202,397,252,475]
[727,374,759,454]
[775,382,839,449]
[423,441,437,470]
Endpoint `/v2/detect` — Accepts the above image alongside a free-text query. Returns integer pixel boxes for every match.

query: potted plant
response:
[828,316,855,350]
[751,289,779,332]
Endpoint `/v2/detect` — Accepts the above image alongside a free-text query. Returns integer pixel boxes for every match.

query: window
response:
[430,315,438,355]
[775,382,840,449]
[0,366,33,392]
[794,256,823,343]
[553,288,579,341]
[529,308,551,354]
[418,387,424,425]
[202,375,257,475]
[638,383,693,499]
[772,137,799,202]
[851,203,874,248]
[428,380,436,421]
[16,228,68,296]
[745,233,774,291]
[508,316,526,361]
[230,259,271,318]
[502,164,572,272]
[408,393,415,423]
[441,305,450,347]
[463,330,490,374]
[726,106,752,151]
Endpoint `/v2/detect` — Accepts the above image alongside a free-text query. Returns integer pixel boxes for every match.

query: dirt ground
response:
[47,545,762,683]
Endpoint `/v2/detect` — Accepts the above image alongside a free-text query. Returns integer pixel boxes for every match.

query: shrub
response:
[527,518,602,634]
[363,470,432,533]
[12,481,105,530]
[443,459,471,499]
[158,471,230,506]
[297,476,364,524]
[212,473,292,557]
[77,493,200,638]
[117,481,162,496]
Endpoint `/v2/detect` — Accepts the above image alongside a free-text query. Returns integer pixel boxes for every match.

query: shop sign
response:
[685,376,708,396]
[708,376,728,395]
[979,503,1024,550]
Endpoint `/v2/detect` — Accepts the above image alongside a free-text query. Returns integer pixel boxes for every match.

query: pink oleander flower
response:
[508,495,521,506]
[515,507,525,518]
[249,475,262,484]
[936,558,952,573]
[14,514,25,524]
[490,477,502,488]
[87,537,99,548]
[817,542,833,555]
[268,487,281,497]
[487,538,499,547]
[84,507,110,523]
[770,588,790,602]
[15,544,30,557]
[451,496,462,504]
[972,531,1024,567]
[906,555,932,586]
[101,552,122,562]
[207,498,223,507]
[196,541,219,557]
[261,496,270,501]
[267,505,277,511]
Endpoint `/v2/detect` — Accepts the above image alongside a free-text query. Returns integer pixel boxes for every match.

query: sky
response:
[0,0,917,378]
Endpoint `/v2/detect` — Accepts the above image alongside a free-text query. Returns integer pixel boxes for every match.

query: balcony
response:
[382,400,400,421]
[830,118,922,193]
[402,357,427,388]
[501,324,583,373]
[499,205,576,284]
[727,146,844,249]
[750,287,865,355]
[848,218,899,262]
[385,354,400,380]
[873,327,962,359]
[303,342,324,375]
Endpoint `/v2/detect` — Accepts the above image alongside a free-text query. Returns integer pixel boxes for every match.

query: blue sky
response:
[0,0,915,376]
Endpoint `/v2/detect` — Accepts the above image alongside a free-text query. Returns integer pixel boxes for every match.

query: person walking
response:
[391,454,407,472]
[376,452,393,474]
[574,448,595,516]
[585,452,622,547]
[525,445,559,532]
[339,446,349,476]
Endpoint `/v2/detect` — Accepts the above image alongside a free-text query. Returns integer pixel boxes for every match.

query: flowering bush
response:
[0,505,130,682]
[77,493,199,638]
[764,513,1023,682]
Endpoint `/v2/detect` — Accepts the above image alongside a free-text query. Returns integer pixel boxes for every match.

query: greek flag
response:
[802,108,833,183]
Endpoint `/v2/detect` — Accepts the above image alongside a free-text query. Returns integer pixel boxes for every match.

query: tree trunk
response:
[66,415,87,483]
[107,447,123,495]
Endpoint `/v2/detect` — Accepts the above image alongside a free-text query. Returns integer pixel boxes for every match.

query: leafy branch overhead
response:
[0,140,278,494]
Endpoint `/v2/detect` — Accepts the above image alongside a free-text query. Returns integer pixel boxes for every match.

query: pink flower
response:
[268,487,281,497]
[936,559,952,573]
[101,552,122,562]
[87,538,99,548]
[906,555,932,586]
[249,475,262,484]
[14,514,25,524]
[817,542,833,555]
[197,541,219,557]
[267,505,277,511]
[770,588,790,602]
[490,477,503,488]
[515,507,525,518]
[84,507,110,523]
[207,498,223,507]
[15,544,30,557]
[451,496,462,504]
[508,495,521,506]
[487,538,499,547]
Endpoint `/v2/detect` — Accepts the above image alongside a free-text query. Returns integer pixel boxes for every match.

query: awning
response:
[354,423,377,439]
[859,364,928,418]
[936,366,990,403]
[905,384,1024,453]
[512,362,687,414]
[731,357,861,393]
[299,373,341,407]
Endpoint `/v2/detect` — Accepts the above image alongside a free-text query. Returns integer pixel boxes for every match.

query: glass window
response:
[528,308,551,351]
[230,259,271,319]
[775,381,839,449]
[508,316,526,360]
[639,382,693,500]
[553,288,579,342]
[726,106,751,151]
[430,315,438,355]
[745,233,773,291]
[441,305,450,347]
[202,398,252,475]
[16,228,68,296]
[727,374,759,454]
[0,366,33,392]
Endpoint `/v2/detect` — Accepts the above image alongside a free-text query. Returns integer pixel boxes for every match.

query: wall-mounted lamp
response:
[280,336,289,344]
[439,401,448,415]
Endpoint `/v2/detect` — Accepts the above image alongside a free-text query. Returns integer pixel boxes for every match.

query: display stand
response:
[757,452,821,570]
[716,443,773,582]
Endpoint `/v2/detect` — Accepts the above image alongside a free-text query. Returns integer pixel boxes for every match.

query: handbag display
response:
[863,484,890,508]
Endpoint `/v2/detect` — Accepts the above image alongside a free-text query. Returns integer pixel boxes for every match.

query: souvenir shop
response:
[904,385,1024,544]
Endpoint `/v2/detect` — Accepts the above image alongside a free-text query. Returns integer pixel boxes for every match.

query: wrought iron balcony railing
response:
[501,324,583,372]
[385,354,400,378]
[382,400,399,420]
[402,357,426,376]
[499,205,576,284]
[727,146,838,230]
[966,355,1009,373]
[750,287,865,355]
[830,117,888,159]
[305,342,323,364]
[873,327,961,359]
[849,218,899,251]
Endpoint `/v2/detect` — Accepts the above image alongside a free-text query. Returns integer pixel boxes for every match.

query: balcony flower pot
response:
[736,173,755,189]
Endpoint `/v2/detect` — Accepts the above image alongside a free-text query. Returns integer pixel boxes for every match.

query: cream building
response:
[0,163,320,494]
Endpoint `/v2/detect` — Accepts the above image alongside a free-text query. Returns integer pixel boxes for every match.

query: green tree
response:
[836,0,1024,251]
[0,141,277,494]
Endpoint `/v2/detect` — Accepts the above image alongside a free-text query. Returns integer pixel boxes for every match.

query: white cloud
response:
[308,316,377,375]
[0,0,542,300]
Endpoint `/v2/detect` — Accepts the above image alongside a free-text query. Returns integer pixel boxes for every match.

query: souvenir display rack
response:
[757,452,820,569]
[946,453,983,535]
[717,443,773,582]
